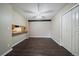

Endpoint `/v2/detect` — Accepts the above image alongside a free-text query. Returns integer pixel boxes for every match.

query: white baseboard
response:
[69,51,79,56]
[73,53,78,56]
[51,38,62,46]
[1,48,13,56]
[29,36,51,38]
[11,38,28,47]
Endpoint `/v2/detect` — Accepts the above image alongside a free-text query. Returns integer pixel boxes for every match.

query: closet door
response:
[62,14,67,49]
[62,10,72,52]
[62,5,79,55]
[71,6,79,55]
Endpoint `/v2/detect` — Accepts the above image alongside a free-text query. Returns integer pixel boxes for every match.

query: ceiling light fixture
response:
[35,3,42,19]
[36,15,42,19]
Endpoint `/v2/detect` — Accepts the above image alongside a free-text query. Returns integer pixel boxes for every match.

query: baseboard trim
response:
[51,38,62,46]
[73,53,78,56]
[1,48,13,56]
[11,38,28,47]
[29,36,51,38]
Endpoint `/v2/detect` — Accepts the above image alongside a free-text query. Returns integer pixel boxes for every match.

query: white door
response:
[62,5,79,55]
[62,10,72,52]
[62,14,67,48]
[71,6,79,55]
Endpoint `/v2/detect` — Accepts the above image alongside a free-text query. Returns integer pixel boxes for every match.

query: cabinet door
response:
[71,6,79,55]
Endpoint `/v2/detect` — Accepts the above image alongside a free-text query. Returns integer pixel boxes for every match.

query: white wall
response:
[0,4,29,55]
[0,4,12,55]
[11,8,29,47]
[29,21,51,38]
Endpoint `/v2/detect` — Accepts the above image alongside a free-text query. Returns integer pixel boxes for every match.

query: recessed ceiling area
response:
[11,3,68,20]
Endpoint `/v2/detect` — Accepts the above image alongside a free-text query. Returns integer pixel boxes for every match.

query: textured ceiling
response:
[11,3,68,20]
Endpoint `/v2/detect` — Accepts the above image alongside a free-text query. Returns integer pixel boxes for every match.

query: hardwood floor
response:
[6,38,73,56]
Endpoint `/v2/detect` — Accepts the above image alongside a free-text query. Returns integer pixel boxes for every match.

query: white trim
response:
[51,38,62,46]
[50,36,62,46]
[63,4,79,16]
[29,36,51,38]
[11,38,28,47]
[73,53,79,56]
[1,48,13,56]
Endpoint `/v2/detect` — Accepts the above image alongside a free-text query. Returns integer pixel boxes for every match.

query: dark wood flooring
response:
[6,38,73,56]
